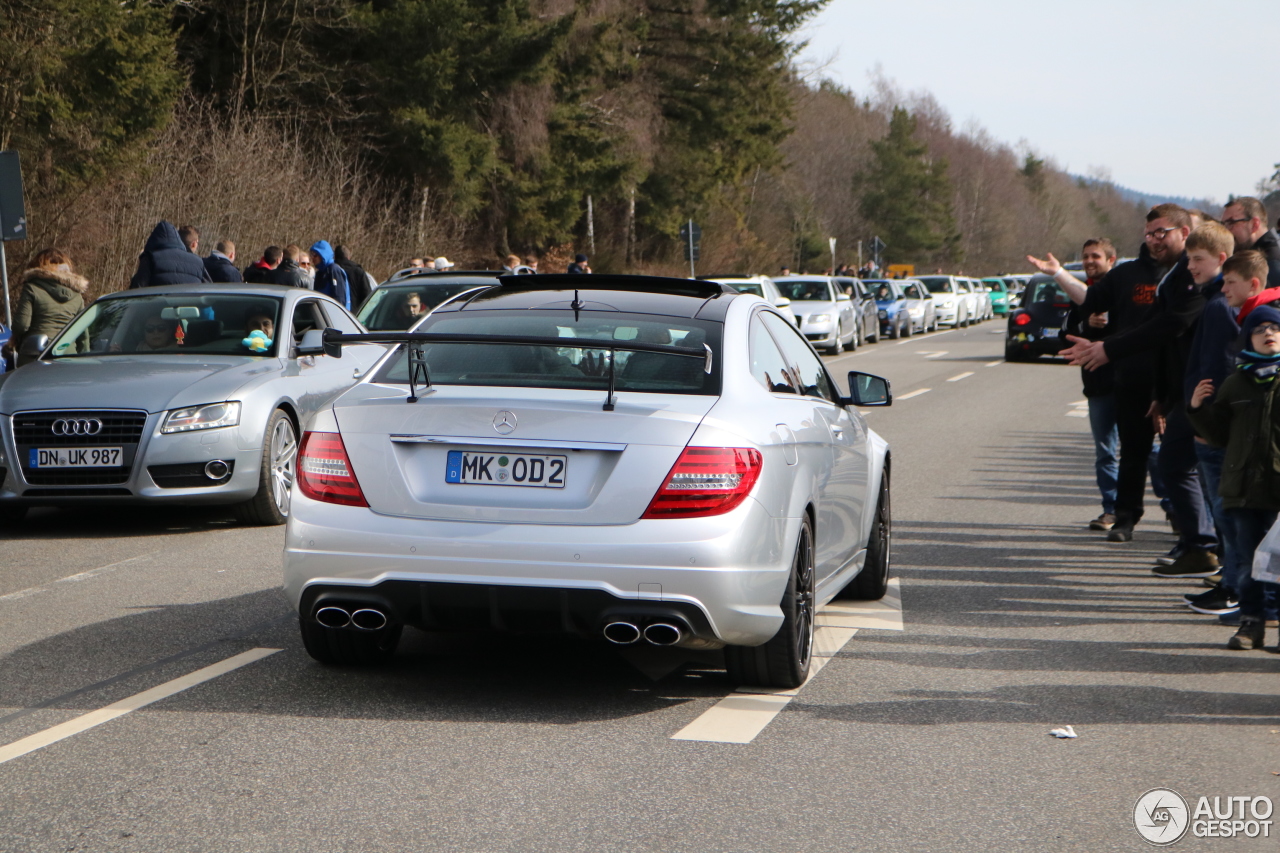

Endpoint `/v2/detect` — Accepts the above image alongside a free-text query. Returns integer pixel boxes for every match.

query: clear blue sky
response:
[797,0,1280,202]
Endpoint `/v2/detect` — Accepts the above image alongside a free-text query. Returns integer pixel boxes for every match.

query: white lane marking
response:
[671,580,904,744]
[1066,399,1090,418]
[946,371,974,382]
[670,627,857,744]
[0,648,280,765]
[984,360,1003,367]
[0,554,153,603]
[896,388,931,400]
[915,350,949,359]
[819,579,903,631]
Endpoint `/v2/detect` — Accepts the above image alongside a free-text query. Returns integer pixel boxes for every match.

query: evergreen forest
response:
[1,0,1182,293]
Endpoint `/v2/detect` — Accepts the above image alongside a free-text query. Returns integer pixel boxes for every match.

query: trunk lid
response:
[334,384,714,524]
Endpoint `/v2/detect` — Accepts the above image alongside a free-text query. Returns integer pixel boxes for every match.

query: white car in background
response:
[898,279,938,333]
[704,276,798,326]
[917,276,969,328]
[966,278,992,321]
[773,276,857,354]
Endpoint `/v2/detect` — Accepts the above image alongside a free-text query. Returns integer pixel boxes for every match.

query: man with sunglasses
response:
[1221,197,1280,287]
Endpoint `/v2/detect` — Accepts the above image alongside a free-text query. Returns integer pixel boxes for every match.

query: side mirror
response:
[297,328,342,358]
[836,293,851,302]
[846,371,892,407]
[775,296,791,308]
[17,334,49,366]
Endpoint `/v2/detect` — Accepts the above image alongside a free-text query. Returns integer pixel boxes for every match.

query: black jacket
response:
[242,260,276,284]
[129,221,211,288]
[1067,278,1114,398]
[271,259,309,288]
[1078,245,1168,390]
[1250,229,1280,289]
[203,253,243,283]
[337,260,371,308]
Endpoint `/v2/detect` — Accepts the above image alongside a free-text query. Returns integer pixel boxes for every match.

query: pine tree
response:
[857,107,961,265]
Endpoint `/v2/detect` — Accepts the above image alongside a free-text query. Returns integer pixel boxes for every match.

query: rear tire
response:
[235,408,296,526]
[300,618,402,665]
[842,469,891,600]
[725,518,815,689]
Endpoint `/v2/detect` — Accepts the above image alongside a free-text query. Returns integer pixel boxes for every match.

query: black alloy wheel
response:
[725,518,816,689]
[842,469,891,600]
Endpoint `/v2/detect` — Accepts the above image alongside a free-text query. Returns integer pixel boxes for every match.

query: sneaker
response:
[1089,513,1116,531]
[1185,587,1240,615]
[1227,617,1265,650]
[1155,545,1186,566]
[1106,523,1134,542]
[1152,548,1220,578]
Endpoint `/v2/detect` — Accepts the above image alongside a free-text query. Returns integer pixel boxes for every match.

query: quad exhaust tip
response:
[643,623,682,646]
[314,605,389,631]
[602,622,641,645]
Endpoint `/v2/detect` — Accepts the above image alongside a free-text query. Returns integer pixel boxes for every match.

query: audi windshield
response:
[45,294,284,358]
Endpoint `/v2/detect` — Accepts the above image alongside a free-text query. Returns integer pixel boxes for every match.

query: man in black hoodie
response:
[334,245,372,308]
[1221,197,1280,286]
[129,221,211,288]
[1058,205,1216,573]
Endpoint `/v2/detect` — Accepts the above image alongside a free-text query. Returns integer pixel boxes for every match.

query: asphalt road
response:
[1,319,1277,852]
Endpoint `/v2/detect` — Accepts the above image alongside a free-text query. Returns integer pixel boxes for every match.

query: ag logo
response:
[1135,788,1190,845]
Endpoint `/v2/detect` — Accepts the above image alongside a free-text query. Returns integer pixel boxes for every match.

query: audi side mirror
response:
[775,296,791,308]
[836,293,851,302]
[296,328,344,358]
[17,334,50,367]
[846,371,891,407]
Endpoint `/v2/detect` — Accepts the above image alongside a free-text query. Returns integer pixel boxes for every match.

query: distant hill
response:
[1074,175,1219,215]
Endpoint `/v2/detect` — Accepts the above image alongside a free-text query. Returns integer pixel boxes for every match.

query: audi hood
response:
[0,355,280,415]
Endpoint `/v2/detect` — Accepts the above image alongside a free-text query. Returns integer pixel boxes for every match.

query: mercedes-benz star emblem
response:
[51,418,104,436]
[492,410,517,435]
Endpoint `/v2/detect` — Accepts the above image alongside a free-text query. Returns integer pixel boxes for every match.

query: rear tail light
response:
[1013,312,1031,326]
[642,447,763,519]
[297,431,368,507]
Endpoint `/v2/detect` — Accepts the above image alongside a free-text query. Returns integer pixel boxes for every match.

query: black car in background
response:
[1005,271,1084,361]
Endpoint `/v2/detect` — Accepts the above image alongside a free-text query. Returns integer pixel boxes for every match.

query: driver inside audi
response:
[136,315,180,351]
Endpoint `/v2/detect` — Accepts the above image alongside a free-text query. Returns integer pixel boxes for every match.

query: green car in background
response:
[982,277,1013,316]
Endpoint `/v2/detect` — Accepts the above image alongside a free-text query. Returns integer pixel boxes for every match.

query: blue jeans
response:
[1225,508,1280,620]
[1158,406,1217,550]
[1195,442,1238,593]
[1086,395,1119,515]
[1149,441,1174,515]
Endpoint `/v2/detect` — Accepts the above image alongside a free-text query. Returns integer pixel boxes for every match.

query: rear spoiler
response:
[301,329,711,410]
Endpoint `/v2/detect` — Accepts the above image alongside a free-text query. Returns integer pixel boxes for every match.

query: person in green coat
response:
[1187,304,1280,650]
[11,249,88,357]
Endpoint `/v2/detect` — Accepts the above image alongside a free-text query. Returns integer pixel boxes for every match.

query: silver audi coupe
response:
[0,284,387,525]
[283,275,893,688]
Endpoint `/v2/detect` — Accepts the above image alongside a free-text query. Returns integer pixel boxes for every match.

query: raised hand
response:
[1025,252,1062,276]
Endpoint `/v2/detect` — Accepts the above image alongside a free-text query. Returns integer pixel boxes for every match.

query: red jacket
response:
[1236,287,1280,322]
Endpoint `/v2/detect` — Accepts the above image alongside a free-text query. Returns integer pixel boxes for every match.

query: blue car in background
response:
[866,280,910,339]
[0,321,10,373]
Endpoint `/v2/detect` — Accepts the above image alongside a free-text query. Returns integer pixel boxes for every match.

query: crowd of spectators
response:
[1028,198,1280,650]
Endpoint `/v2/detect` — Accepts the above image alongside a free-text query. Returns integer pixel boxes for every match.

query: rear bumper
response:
[1006,331,1064,356]
[283,491,796,646]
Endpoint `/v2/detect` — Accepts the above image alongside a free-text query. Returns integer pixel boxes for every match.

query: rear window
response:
[1030,280,1071,305]
[373,309,721,395]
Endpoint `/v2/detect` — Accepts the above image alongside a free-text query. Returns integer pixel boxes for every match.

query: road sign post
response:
[0,151,28,330]
[679,220,702,278]
[871,236,886,273]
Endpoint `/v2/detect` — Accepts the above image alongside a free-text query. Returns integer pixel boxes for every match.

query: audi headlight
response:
[809,314,831,323]
[162,402,242,434]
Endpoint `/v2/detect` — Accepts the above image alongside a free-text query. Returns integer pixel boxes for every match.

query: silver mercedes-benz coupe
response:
[0,284,386,526]
[283,275,893,688]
